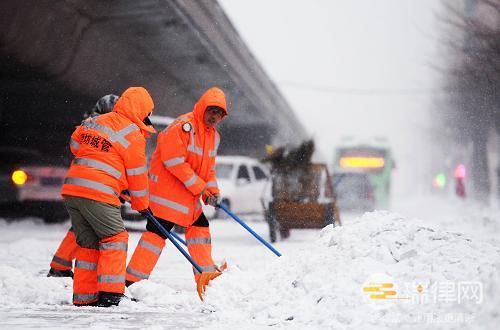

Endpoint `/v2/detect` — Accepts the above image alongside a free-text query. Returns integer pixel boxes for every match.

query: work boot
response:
[97,292,124,307]
[47,268,74,278]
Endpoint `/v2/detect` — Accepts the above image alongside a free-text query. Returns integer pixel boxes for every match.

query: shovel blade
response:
[216,261,228,272]
[196,271,222,301]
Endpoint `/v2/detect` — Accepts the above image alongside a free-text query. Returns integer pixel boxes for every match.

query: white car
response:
[204,155,269,219]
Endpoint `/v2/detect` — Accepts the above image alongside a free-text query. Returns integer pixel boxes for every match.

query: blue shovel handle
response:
[170,231,187,246]
[144,210,203,274]
[218,203,282,257]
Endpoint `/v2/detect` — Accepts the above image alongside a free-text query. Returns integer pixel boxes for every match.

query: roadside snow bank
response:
[204,211,500,329]
[392,195,500,246]
[0,220,76,308]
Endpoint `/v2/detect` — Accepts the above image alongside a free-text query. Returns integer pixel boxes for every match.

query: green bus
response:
[333,139,395,210]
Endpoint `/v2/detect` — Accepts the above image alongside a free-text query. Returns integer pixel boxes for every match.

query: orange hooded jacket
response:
[61,87,155,211]
[149,87,226,227]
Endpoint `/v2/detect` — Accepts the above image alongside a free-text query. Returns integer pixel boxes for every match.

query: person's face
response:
[143,111,153,126]
[204,106,225,128]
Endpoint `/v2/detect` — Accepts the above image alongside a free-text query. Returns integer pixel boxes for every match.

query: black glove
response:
[138,207,151,217]
[119,190,131,203]
[206,194,222,207]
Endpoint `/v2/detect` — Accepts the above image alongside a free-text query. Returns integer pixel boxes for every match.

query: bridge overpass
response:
[0,0,307,163]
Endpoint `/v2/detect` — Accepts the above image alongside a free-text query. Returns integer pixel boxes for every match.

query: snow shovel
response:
[143,210,221,300]
[170,231,187,246]
[217,203,282,257]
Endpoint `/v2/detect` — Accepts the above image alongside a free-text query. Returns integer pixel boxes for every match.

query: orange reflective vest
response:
[61,87,155,211]
[149,87,226,226]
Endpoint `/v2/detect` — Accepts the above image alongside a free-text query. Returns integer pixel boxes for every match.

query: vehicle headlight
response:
[11,170,28,185]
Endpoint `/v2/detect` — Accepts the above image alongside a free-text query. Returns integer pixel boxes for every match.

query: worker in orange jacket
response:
[61,87,155,307]
[48,94,119,278]
[126,87,227,291]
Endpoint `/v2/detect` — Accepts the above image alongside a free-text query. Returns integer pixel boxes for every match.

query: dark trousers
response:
[145,213,209,239]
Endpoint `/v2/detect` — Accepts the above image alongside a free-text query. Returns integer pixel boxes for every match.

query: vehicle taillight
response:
[11,170,28,185]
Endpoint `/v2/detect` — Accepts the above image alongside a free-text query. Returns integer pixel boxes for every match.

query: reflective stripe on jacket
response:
[149,87,225,226]
[62,87,155,211]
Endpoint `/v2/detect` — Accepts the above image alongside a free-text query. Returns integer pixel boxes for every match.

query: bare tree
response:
[440,0,500,202]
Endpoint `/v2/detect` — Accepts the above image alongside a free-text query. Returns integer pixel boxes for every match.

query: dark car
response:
[332,172,375,212]
[0,147,69,222]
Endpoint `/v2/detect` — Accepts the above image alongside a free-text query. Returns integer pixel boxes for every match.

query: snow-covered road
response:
[0,196,499,329]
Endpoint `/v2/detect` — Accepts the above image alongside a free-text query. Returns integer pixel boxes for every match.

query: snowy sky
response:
[219,0,443,195]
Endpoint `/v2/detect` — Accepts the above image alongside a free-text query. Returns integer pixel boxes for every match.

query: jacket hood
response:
[113,87,156,134]
[193,87,227,125]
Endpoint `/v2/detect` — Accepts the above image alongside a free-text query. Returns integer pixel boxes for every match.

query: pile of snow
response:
[203,211,500,328]
[1,205,498,329]
[0,220,75,307]
[392,195,500,246]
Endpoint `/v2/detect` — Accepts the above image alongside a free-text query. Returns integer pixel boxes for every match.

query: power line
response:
[279,81,452,96]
